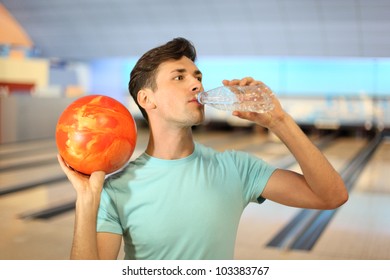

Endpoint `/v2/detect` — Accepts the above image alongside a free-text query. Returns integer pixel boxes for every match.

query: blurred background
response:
[1,0,389,260]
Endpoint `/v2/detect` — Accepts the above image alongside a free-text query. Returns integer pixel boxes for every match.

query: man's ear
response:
[137,89,156,109]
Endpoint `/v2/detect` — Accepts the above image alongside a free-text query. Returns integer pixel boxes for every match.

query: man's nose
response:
[191,79,202,92]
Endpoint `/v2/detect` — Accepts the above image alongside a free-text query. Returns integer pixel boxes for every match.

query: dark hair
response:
[128,37,197,121]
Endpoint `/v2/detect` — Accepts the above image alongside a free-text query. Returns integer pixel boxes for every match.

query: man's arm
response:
[57,155,122,259]
[223,78,348,210]
[261,114,348,209]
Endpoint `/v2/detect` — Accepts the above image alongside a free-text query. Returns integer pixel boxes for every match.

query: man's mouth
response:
[189,96,200,103]
[189,93,201,104]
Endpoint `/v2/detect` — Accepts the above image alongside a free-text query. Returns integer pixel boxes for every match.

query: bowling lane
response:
[352,138,390,194]
[310,137,390,259]
[0,180,76,259]
[0,138,56,158]
[234,136,368,260]
[0,138,66,195]
[0,163,66,194]
[0,146,58,171]
[194,127,268,150]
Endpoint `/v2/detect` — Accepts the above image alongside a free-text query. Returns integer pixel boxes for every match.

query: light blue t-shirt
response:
[97,142,276,260]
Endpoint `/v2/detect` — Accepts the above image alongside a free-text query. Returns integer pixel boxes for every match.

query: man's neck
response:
[145,124,195,160]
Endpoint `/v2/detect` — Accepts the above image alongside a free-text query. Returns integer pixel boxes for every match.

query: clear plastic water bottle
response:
[197,84,275,113]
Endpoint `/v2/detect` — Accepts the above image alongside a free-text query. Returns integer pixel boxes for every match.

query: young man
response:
[58,37,348,260]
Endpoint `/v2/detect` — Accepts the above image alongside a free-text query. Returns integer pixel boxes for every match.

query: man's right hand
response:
[57,154,106,208]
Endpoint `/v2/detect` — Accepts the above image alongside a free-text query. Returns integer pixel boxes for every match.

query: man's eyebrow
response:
[170,68,186,73]
[194,69,202,76]
[170,68,202,75]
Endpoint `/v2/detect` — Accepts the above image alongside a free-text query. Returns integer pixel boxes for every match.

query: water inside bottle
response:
[197,85,275,113]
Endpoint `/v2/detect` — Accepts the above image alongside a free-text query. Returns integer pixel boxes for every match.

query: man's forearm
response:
[70,199,100,259]
[270,114,348,207]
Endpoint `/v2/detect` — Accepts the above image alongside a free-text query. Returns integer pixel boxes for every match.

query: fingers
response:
[232,111,258,121]
[233,110,274,128]
[222,77,260,87]
[57,154,105,194]
[57,154,73,176]
[57,154,86,185]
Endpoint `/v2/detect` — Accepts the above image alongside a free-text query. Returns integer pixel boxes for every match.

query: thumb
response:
[89,171,106,190]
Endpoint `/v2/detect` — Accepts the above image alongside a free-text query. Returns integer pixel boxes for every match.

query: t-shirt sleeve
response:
[230,150,277,204]
[96,180,123,234]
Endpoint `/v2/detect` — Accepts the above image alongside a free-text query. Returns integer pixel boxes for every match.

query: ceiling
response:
[2,0,390,61]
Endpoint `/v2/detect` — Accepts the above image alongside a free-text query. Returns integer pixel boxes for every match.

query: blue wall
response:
[89,56,390,100]
[198,57,390,97]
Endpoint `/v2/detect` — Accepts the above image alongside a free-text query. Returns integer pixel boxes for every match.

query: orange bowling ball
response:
[56,95,137,175]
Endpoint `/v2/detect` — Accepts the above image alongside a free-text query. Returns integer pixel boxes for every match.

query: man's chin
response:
[193,114,205,126]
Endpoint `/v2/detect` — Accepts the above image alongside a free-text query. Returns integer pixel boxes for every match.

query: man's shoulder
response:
[104,154,146,184]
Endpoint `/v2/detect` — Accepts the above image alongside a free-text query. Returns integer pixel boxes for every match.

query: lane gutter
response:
[266,132,383,251]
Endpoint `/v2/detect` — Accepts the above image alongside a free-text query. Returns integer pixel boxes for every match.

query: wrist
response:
[267,111,291,131]
[75,193,101,212]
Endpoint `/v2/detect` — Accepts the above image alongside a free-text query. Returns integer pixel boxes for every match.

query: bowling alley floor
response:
[1,125,390,260]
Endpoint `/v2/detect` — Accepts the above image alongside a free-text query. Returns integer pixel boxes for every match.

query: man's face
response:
[151,56,205,127]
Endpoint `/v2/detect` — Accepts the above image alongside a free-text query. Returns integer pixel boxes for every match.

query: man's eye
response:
[197,77,202,82]
[174,75,184,80]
